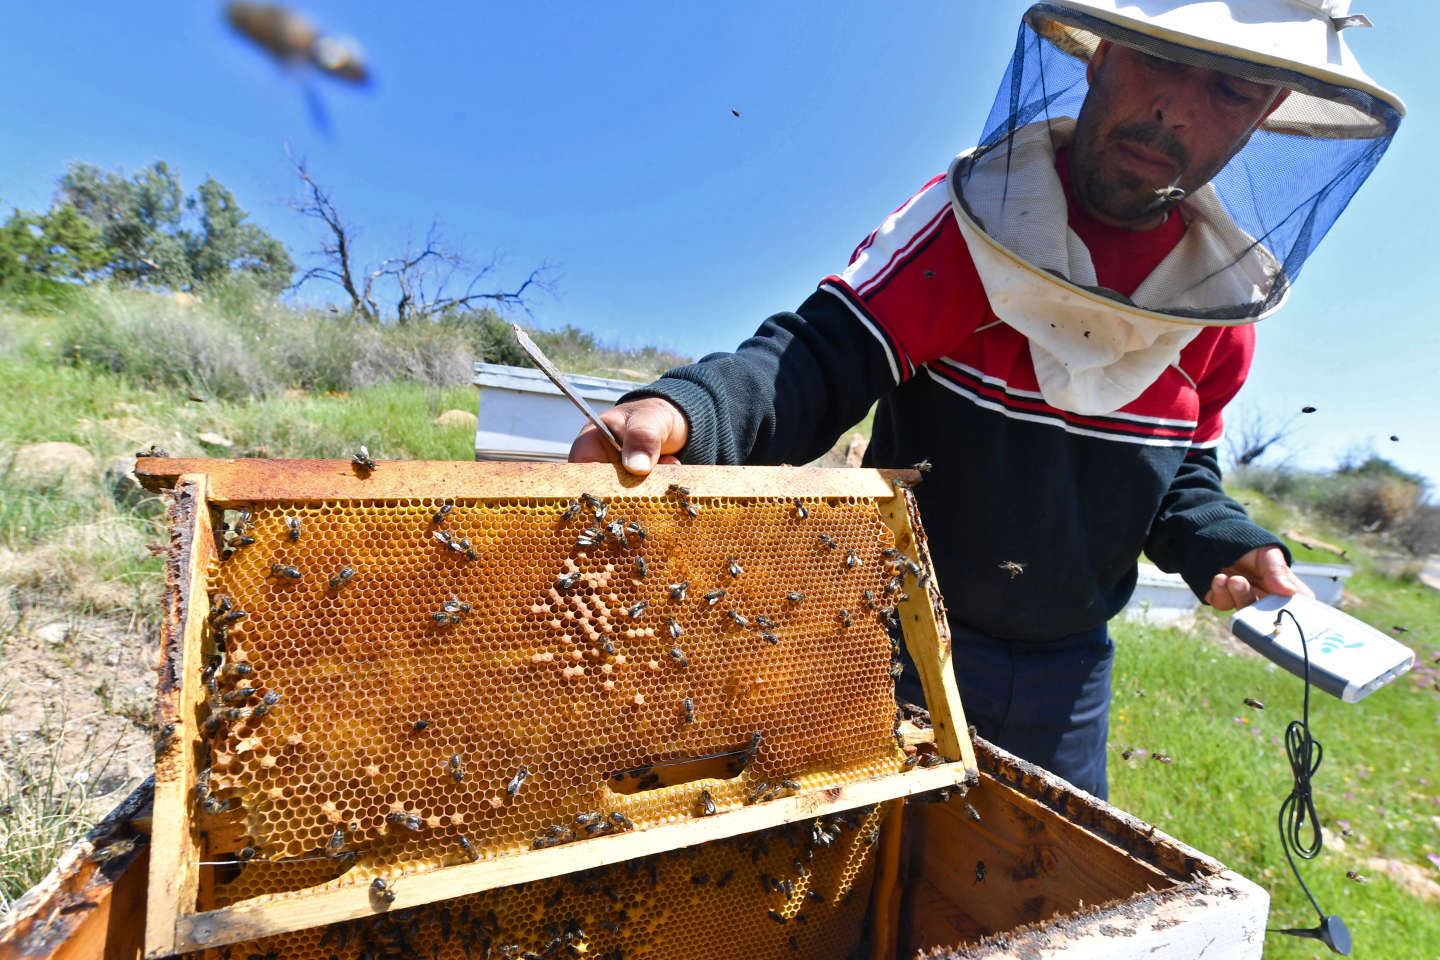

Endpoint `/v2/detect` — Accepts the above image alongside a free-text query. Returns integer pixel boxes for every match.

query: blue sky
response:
[2,1,1434,486]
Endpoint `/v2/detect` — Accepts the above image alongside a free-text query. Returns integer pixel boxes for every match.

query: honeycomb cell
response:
[197,494,920,905]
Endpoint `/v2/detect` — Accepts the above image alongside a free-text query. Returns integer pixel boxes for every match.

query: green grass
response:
[1109,601,1440,958]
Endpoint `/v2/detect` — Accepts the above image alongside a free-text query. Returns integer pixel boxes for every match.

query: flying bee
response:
[703,588,726,605]
[963,802,982,823]
[666,617,683,640]
[682,697,695,723]
[605,521,629,547]
[726,557,743,578]
[635,556,648,578]
[998,560,1026,580]
[628,600,649,619]
[506,767,529,796]
[669,581,690,601]
[794,499,808,520]
[726,609,749,628]
[352,445,376,472]
[270,563,303,580]
[557,573,581,590]
[786,592,804,605]
[697,790,716,816]
[450,754,465,783]
[1346,870,1369,883]
[845,549,859,569]
[560,500,582,523]
[890,660,904,679]
[912,459,933,472]
[329,566,356,588]
[861,590,876,610]
[285,516,301,541]
[625,521,647,540]
[762,632,778,644]
[1243,697,1265,710]
[669,646,689,668]
[433,501,454,524]
[818,534,837,549]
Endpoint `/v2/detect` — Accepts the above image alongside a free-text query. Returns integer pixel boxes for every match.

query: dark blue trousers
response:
[896,622,1114,800]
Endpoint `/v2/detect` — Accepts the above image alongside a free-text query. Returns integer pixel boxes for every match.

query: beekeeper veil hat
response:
[949,0,1404,414]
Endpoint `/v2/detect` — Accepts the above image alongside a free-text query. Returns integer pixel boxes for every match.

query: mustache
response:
[1106,123,1190,174]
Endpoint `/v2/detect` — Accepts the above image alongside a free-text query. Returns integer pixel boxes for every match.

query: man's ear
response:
[1087,38,1112,84]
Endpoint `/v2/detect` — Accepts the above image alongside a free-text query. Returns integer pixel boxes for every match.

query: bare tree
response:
[287,147,551,323]
[1223,404,1315,471]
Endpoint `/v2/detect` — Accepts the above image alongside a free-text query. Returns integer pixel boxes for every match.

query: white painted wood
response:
[472,363,642,460]
[1292,561,1353,606]
[1122,563,1199,625]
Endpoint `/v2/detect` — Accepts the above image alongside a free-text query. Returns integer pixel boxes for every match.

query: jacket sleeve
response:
[618,289,901,466]
[1144,326,1290,599]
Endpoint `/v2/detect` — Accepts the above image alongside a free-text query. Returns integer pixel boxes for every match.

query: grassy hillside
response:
[1,288,1435,958]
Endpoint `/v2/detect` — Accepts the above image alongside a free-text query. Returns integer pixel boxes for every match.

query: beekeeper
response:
[569,0,1404,799]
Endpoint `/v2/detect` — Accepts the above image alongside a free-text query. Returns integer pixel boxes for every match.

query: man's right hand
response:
[567,397,689,476]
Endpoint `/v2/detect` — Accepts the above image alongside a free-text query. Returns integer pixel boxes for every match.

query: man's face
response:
[1069,41,1287,230]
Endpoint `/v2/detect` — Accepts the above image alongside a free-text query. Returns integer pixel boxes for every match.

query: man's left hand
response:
[1205,545,1313,611]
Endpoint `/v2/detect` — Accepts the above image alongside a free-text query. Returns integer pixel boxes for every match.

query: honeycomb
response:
[194,492,918,904]
[201,803,892,960]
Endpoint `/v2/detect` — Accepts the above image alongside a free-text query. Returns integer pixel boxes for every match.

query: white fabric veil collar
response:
[947,118,1280,416]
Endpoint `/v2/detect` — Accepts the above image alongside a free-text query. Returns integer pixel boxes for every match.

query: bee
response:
[270,563,303,580]
[682,697,695,723]
[281,516,301,542]
[963,802,982,823]
[458,835,479,861]
[220,686,256,704]
[793,499,808,520]
[780,779,799,791]
[786,592,804,605]
[606,521,629,547]
[352,445,376,473]
[669,646,689,668]
[251,691,280,718]
[236,845,256,862]
[974,861,986,884]
[889,660,904,679]
[919,752,943,768]
[413,719,429,732]
[839,609,851,628]
[1346,870,1369,883]
[444,597,472,616]
[433,502,454,524]
[135,444,169,458]
[703,588,726,606]
[450,754,465,783]
[727,557,743,578]
[580,492,607,521]
[669,581,690,601]
[324,826,347,858]
[912,459,933,473]
[666,617,683,639]
[762,632,779,644]
[232,508,253,536]
[371,877,396,903]
[690,872,710,885]
[683,501,700,517]
[506,767,529,797]
[818,534,837,549]
[220,662,254,677]
[627,600,649,619]
[434,530,453,547]
[637,772,660,791]
[998,560,1026,580]
[844,549,859,569]
[602,639,616,655]
[667,484,690,498]
[329,566,357,588]
[716,869,734,888]
[560,500,582,523]
[432,610,455,626]
[584,820,607,835]
[556,573,581,590]
[1152,752,1173,764]
[768,911,787,925]
[904,558,924,578]
[608,812,633,831]
[626,520,647,540]
[227,534,255,552]
[1243,697,1265,710]
[576,533,602,549]
[455,537,478,560]
[902,754,919,768]
[726,609,749,628]
[885,576,905,596]
[861,590,876,610]
[154,722,177,753]
[635,556,648,578]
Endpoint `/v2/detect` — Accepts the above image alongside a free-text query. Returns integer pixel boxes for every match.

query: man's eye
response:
[1215,82,1255,106]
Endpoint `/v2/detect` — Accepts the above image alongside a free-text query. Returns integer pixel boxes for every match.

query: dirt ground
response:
[0,588,160,821]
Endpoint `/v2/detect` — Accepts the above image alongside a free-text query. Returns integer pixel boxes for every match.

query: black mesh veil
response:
[952,3,1403,323]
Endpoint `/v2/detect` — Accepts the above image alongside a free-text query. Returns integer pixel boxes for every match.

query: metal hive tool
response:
[135,460,976,958]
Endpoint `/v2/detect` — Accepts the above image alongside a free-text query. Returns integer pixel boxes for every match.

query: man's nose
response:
[1149,75,1205,130]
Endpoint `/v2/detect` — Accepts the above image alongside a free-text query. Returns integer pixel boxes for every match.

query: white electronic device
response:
[1230,593,1414,703]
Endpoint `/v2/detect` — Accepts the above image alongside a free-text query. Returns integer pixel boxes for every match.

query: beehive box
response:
[0,736,1268,960]
[129,459,978,957]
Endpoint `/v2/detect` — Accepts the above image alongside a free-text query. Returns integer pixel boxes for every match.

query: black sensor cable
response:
[1271,607,1351,956]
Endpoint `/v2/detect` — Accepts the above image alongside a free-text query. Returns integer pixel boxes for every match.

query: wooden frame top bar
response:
[134,459,920,503]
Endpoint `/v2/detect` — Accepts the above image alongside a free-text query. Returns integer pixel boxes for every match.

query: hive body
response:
[201,493,911,904]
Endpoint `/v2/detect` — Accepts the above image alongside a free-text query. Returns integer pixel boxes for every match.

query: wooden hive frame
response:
[134,459,979,957]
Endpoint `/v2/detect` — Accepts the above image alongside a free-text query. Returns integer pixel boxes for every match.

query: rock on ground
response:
[433,409,479,429]
[11,442,96,489]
